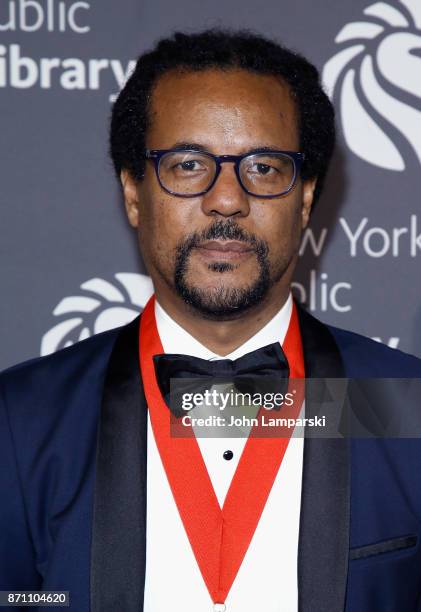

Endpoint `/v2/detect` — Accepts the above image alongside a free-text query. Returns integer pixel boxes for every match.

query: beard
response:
[173,219,284,320]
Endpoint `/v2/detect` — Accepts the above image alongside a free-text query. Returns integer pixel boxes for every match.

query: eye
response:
[251,163,277,174]
[249,162,278,175]
[176,159,204,172]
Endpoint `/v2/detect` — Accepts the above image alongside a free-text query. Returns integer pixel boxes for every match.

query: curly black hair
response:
[110,29,335,204]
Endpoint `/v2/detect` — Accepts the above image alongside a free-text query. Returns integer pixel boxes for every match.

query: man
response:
[1,30,421,612]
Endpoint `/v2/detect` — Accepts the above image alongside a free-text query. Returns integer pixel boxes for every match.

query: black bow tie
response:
[153,343,290,417]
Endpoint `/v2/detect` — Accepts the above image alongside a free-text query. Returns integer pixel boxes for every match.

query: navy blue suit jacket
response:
[1,305,421,611]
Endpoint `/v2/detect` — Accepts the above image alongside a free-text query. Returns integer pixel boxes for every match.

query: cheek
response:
[136,188,195,261]
[255,202,302,258]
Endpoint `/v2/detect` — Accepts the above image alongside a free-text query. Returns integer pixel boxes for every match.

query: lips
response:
[194,240,254,263]
[198,240,253,253]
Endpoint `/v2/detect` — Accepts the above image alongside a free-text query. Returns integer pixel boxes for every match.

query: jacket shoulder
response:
[326,323,421,377]
[0,319,140,589]
[0,324,123,389]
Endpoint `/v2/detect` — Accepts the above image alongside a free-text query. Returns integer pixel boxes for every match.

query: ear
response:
[120,169,140,228]
[301,177,317,229]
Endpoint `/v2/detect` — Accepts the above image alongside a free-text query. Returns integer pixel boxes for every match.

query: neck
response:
[153,286,291,356]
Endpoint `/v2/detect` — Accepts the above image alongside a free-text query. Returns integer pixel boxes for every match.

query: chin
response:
[189,264,253,288]
[176,278,272,320]
[174,243,274,318]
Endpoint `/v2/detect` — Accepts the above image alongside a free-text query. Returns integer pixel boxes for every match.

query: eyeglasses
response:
[144,148,304,199]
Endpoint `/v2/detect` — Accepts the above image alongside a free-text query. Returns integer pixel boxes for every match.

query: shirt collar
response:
[154,293,292,360]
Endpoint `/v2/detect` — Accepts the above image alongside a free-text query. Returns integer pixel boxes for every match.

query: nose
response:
[200,163,251,218]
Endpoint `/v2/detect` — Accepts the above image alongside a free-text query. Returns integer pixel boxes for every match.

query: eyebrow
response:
[172,142,209,152]
[170,142,289,155]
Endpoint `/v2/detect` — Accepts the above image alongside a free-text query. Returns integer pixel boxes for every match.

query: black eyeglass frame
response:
[144,148,305,199]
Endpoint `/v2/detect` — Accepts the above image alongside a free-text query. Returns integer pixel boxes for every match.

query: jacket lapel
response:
[296,305,350,612]
[90,315,147,612]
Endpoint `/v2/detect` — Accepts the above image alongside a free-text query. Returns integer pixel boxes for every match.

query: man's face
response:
[122,69,316,319]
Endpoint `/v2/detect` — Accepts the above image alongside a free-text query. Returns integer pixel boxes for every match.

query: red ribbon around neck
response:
[139,295,305,606]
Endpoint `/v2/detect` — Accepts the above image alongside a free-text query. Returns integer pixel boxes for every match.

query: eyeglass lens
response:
[158,151,295,196]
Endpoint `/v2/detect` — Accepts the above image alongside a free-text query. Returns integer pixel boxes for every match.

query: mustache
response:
[177,220,269,257]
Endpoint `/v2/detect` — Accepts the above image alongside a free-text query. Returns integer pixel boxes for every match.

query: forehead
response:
[147,68,299,151]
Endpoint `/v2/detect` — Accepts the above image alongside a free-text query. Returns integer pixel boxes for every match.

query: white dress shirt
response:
[143,294,304,612]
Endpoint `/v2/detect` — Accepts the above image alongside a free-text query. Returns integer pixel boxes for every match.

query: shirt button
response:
[223,450,234,461]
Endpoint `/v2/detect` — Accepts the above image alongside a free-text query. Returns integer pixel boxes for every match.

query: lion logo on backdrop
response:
[322,0,421,171]
[40,273,154,356]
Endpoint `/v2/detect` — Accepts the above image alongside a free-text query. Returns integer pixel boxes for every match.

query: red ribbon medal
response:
[139,295,305,607]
